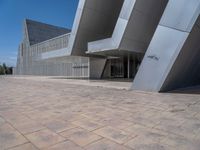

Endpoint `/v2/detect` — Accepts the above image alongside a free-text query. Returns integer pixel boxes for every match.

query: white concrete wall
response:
[132,0,200,92]
[15,30,90,78]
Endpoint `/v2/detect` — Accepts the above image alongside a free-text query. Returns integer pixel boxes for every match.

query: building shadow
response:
[168,85,200,95]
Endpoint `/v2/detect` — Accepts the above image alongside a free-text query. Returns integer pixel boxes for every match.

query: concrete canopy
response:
[87,0,168,57]
[41,0,124,59]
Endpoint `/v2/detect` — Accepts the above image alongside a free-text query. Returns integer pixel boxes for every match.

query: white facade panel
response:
[132,26,189,91]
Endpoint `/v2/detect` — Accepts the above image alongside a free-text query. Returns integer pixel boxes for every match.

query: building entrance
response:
[111,58,124,78]
[102,55,142,79]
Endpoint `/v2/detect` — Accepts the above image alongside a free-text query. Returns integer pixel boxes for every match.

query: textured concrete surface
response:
[0,76,200,150]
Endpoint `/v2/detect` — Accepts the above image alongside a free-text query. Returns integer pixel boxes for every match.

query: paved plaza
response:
[0,76,200,150]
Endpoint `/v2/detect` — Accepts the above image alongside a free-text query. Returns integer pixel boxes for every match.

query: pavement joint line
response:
[5,122,37,150]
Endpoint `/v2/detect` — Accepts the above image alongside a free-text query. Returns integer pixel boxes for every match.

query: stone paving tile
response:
[124,123,169,139]
[0,111,31,125]
[81,113,106,122]
[45,140,83,150]
[13,121,45,134]
[0,117,5,126]
[194,131,200,142]
[8,143,39,150]
[24,110,55,121]
[26,129,65,149]
[60,127,101,147]
[96,118,134,130]
[195,112,200,120]
[124,123,147,134]
[160,134,200,150]
[125,113,160,128]
[43,119,76,133]
[72,118,103,131]
[59,127,84,137]
[1,77,200,150]
[59,113,85,122]
[181,118,200,132]
[0,123,28,149]
[125,135,175,150]
[85,138,131,150]
[154,117,200,139]
[94,126,134,144]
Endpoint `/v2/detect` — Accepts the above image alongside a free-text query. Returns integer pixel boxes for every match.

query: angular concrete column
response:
[132,0,200,92]
[89,58,107,79]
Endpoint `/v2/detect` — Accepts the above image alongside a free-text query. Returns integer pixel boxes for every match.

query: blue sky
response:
[0,0,79,66]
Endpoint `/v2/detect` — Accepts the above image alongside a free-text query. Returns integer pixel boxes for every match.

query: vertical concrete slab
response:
[132,0,200,92]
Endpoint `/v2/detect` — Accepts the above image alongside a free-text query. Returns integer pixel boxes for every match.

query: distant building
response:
[15,0,200,92]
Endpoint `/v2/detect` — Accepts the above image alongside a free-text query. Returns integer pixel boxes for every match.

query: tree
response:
[2,63,6,74]
[0,65,4,75]
[0,63,13,75]
[6,67,13,74]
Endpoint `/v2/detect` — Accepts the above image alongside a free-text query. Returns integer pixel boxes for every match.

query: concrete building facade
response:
[15,0,200,92]
[15,19,89,77]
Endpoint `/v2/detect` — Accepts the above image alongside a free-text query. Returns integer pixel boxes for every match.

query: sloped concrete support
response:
[160,16,200,91]
[132,0,200,92]
[89,58,107,79]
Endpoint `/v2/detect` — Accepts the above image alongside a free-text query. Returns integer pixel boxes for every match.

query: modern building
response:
[15,19,89,77]
[15,0,200,92]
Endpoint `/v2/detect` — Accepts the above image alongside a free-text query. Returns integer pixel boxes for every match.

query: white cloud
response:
[0,53,17,67]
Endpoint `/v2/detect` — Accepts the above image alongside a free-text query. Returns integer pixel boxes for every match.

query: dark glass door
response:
[110,58,124,78]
